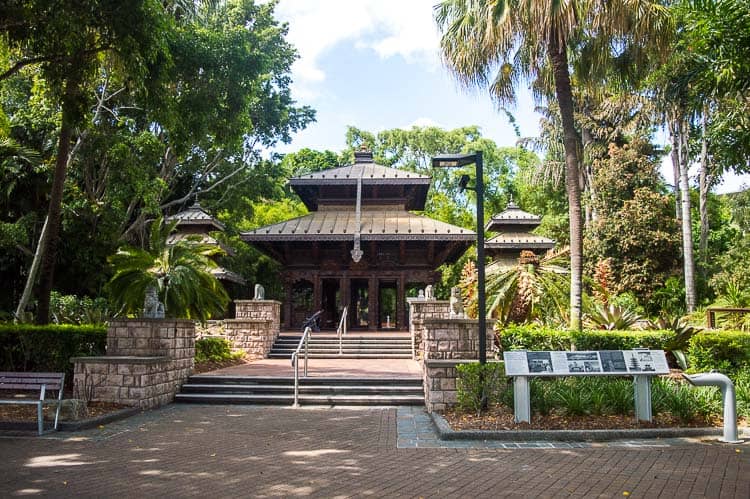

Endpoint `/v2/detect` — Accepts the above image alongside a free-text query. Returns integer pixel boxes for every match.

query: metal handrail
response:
[291,326,311,407]
[337,307,348,355]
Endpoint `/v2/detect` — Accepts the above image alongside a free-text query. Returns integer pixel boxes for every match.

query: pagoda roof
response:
[241,208,475,242]
[485,201,542,232]
[289,151,430,211]
[485,232,555,250]
[166,202,225,231]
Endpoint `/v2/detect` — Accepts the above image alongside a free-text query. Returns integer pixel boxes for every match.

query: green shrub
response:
[496,324,572,351]
[455,362,506,416]
[0,324,107,383]
[571,330,674,351]
[651,377,719,424]
[733,371,750,419]
[195,337,243,363]
[687,331,750,374]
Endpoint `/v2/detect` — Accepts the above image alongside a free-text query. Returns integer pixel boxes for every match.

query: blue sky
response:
[274,0,748,194]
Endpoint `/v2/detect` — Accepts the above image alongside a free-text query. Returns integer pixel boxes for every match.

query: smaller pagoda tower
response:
[166,201,246,289]
[484,201,555,267]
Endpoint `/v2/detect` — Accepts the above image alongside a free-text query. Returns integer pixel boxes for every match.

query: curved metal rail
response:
[291,326,311,407]
[337,307,348,355]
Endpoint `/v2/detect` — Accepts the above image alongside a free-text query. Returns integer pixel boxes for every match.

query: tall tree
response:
[2,0,170,322]
[435,0,671,330]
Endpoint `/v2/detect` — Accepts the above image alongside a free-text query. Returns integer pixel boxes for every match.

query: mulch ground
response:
[193,357,251,374]
[442,404,745,431]
[0,401,128,423]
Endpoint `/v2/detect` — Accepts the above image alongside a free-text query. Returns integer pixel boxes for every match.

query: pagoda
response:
[166,201,246,289]
[242,150,475,331]
[484,201,555,267]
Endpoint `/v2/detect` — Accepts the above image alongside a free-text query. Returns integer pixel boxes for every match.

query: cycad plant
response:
[107,218,229,320]
[487,248,570,325]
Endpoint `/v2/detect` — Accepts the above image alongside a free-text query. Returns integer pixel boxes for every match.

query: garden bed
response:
[442,404,739,431]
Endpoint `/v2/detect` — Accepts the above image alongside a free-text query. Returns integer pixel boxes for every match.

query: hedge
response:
[496,324,675,352]
[571,330,675,351]
[0,324,107,384]
[687,331,750,374]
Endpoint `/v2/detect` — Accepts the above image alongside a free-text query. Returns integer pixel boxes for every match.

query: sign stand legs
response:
[514,376,531,423]
[634,375,652,422]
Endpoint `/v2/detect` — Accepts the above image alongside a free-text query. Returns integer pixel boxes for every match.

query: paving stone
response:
[0,404,748,498]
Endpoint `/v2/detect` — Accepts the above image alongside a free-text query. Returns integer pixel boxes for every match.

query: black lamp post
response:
[431,151,486,365]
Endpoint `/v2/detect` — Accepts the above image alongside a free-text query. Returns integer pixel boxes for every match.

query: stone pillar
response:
[420,318,497,413]
[234,300,281,337]
[406,299,450,360]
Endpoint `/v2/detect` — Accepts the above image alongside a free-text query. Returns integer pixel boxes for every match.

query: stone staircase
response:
[175,375,424,406]
[267,334,412,359]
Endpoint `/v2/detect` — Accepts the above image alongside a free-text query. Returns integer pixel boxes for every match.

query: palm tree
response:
[106,219,229,321]
[435,0,671,330]
[487,248,570,325]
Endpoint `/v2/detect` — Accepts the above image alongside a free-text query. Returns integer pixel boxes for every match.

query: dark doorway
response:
[350,279,369,329]
[379,280,397,329]
[321,278,340,329]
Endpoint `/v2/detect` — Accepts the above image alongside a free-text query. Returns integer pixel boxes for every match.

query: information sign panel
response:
[503,350,669,376]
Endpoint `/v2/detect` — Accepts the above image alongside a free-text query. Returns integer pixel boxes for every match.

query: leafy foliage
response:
[195,336,244,363]
[687,331,750,375]
[584,304,642,331]
[487,248,569,325]
[0,324,106,384]
[455,362,506,416]
[106,219,229,320]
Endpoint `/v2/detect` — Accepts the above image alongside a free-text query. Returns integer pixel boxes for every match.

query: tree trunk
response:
[549,33,583,331]
[678,118,697,312]
[698,106,710,268]
[35,82,77,324]
[669,116,681,223]
[14,216,49,321]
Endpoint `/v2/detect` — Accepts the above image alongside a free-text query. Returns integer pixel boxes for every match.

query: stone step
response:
[185,375,422,386]
[174,393,424,406]
[267,353,412,359]
[180,384,423,395]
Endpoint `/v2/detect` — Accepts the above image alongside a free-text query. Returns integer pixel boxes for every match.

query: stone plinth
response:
[407,299,450,360]
[223,319,275,359]
[72,319,194,409]
[106,319,195,359]
[421,318,495,360]
[234,300,281,334]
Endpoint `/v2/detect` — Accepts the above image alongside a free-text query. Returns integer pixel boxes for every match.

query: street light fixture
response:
[431,151,486,365]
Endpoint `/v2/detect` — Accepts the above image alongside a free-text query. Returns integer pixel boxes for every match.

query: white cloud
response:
[404,117,442,129]
[275,0,439,99]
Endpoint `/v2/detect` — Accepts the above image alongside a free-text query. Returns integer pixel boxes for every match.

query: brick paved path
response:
[1,405,748,498]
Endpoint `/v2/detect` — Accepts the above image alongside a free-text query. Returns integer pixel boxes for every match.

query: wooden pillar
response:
[340,276,348,322]
[368,277,377,331]
[313,274,321,315]
[284,275,293,330]
[397,273,406,330]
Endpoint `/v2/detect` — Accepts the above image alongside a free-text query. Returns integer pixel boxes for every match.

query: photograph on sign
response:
[623,351,656,372]
[566,352,601,373]
[599,350,628,372]
[527,352,553,373]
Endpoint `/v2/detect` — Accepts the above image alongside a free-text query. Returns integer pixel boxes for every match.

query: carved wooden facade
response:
[242,151,474,331]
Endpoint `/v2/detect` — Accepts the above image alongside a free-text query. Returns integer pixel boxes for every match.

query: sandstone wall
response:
[72,319,194,409]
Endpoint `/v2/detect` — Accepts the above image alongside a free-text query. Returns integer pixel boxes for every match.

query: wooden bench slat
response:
[0,383,61,390]
[0,372,65,377]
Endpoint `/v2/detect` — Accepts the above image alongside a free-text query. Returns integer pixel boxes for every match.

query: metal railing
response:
[291,326,311,407]
[337,307,348,355]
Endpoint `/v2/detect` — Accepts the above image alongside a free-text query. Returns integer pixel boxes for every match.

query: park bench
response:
[0,372,65,435]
